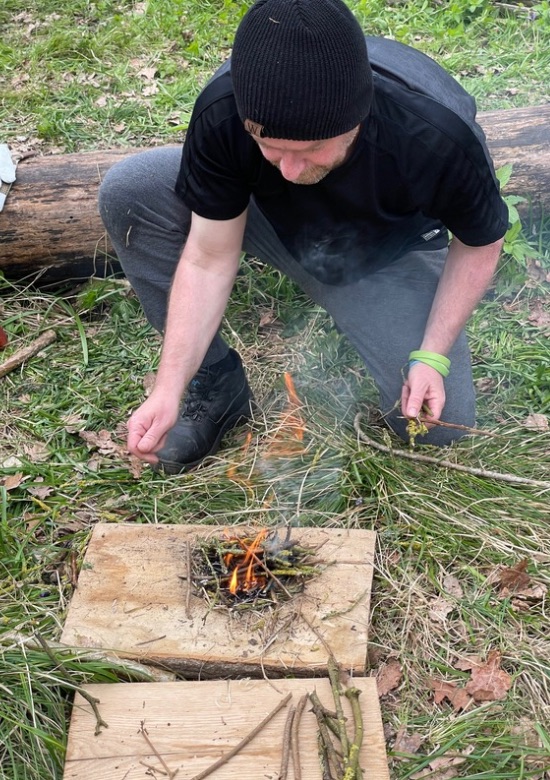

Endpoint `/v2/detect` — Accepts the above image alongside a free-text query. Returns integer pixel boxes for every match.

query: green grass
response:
[1,1,550,779]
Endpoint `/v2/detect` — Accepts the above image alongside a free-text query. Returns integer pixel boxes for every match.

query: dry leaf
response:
[522,413,549,431]
[376,658,402,697]
[22,441,49,463]
[2,472,25,490]
[27,485,53,499]
[442,574,464,598]
[465,649,512,702]
[393,726,424,757]
[62,412,86,433]
[495,559,531,593]
[429,678,471,711]
[428,596,454,623]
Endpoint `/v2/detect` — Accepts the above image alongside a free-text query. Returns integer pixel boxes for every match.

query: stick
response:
[291,694,308,780]
[0,329,57,378]
[34,632,108,735]
[189,693,292,780]
[279,705,295,780]
[186,541,193,619]
[343,688,363,780]
[309,691,343,779]
[354,414,550,490]
[139,722,179,780]
[327,656,349,761]
[398,415,500,438]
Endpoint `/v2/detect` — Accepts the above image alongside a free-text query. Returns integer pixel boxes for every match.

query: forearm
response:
[420,236,503,355]
[153,251,239,400]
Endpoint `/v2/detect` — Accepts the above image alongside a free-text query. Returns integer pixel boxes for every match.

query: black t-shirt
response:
[176,37,508,285]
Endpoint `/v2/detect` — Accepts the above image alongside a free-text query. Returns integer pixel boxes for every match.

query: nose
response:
[278,153,307,182]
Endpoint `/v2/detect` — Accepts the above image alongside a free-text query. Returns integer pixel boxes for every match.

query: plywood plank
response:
[61,524,375,677]
[64,677,389,780]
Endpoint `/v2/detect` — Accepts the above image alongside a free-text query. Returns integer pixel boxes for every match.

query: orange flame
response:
[265,372,306,456]
[225,529,268,596]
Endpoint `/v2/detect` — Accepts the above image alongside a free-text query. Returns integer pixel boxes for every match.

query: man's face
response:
[252,126,360,185]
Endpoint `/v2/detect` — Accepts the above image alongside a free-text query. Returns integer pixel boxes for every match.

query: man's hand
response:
[127,390,181,464]
[401,362,445,423]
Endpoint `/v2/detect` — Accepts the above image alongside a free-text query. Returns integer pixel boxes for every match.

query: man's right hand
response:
[126,390,181,464]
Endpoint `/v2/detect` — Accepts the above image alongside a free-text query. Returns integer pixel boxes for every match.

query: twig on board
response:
[309,690,343,779]
[0,329,57,378]
[354,413,550,490]
[189,693,292,780]
[279,704,296,780]
[139,721,179,780]
[291,694,308,780]
[343,688,363,780]
[186,541,193,619]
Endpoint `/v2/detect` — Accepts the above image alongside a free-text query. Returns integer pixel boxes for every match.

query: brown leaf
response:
[465,649,512,702]
[2,472,25,490]
[393,726,424,757]
[27,485,53,499]
[522,413,549,431]
[496,559,531,593]
[429,678,471,711]
[428,596,454,623]
[376,658,402,697]
[442,574,464,598]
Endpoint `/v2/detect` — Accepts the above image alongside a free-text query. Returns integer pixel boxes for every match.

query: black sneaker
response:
[155,349,254,474]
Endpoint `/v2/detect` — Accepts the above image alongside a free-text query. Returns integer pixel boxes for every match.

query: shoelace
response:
[181,370,215,421]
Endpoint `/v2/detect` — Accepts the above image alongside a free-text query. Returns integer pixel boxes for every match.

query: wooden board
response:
[61,524,376,677]
[64,677,389,780]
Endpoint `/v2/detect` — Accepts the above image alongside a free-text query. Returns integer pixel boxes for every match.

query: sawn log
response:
[1,105,549,278]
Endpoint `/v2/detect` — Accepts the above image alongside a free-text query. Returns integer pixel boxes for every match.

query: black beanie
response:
[231,0,373,141]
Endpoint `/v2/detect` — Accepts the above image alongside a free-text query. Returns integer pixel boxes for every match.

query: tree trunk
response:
[1,106,549,278]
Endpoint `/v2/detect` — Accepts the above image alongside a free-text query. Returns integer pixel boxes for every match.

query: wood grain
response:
[64,677,390,780]
[61,524,376,678]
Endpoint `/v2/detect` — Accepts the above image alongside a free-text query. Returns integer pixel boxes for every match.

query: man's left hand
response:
[401,362,445,423]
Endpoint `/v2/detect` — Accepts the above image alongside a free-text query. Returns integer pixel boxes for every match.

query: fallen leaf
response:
[465,649,512,702]
[27,485,53,499]
[522,413,549,431]
[22,441,49,463]
[428,596,454,623]
[428,678,471,711]
[495,558,531,593]
[442,574,463,598]
[393,726,424,757]
[2,472,25,490]
[62,412,87,433]
[376,658,402,697]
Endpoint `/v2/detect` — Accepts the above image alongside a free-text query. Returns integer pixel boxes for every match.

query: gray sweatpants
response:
[99,146,476,445]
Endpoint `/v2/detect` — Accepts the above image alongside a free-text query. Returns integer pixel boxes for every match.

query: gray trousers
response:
[99,146,476,445]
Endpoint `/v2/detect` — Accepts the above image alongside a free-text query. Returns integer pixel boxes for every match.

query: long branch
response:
[189,693,292,780]
[354,414,550,489]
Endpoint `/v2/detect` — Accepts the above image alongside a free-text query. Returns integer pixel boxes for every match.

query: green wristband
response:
[408,350,451,377]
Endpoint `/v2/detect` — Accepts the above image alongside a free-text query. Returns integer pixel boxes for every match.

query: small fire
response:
[224,529,268,596]
[265,372,306,457]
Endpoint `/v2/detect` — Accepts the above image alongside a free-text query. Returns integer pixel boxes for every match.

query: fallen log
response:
[0,105,549,279]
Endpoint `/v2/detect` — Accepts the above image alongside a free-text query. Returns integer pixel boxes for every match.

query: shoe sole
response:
[156,402,254,475]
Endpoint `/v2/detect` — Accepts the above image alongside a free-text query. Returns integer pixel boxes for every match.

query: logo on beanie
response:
[244,119,265,137]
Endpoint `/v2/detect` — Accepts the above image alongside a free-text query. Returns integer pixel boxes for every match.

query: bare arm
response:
[402,235,503,420]
[127,209,247,461]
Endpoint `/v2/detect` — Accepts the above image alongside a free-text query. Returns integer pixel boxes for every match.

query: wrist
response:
[408,350,450,377]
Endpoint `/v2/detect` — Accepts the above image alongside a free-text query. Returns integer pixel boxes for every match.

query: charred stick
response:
[291,694,308,780]
[309,691,343,779]
[189,693,292,780]
[279,705,295,780]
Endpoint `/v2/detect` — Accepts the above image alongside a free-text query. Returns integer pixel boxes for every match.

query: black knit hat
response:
[231,0,372,141]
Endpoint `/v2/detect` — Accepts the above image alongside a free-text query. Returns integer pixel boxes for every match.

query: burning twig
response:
[189,693,292,780]
[191,529,319,611]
